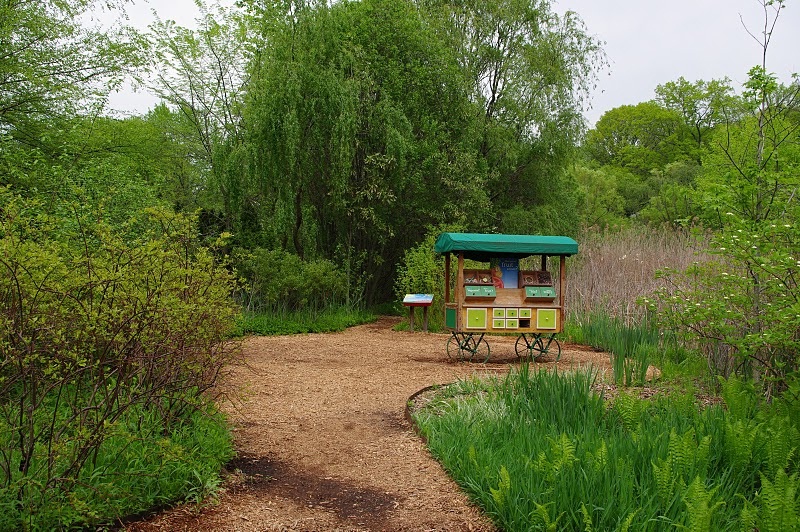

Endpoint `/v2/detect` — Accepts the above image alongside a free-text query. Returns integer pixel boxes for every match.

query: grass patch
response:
[0,402,234,530]
[234,306,377,336]
[564,310,706,387]
[413,367,800,531]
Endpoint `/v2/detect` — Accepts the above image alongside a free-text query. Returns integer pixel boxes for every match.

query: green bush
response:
[650,217,800,394]
[394,227,455,331]
[0,190,239,528]
[233,247,347,312]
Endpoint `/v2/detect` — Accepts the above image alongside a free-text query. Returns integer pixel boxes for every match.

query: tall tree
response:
[655,77,739,149]
[420,0,605,214]
[240,0,488,303]
[0,0,142,146]
[147,1,249,168]
[586,102,694,175]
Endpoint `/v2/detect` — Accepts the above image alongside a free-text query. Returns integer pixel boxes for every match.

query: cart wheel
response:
[473,336,490,363]
[515,335,533,361]
[446,334,462,361]
[535,336,561,362]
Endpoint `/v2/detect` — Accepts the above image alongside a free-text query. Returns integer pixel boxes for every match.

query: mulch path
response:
[124,317,611,531]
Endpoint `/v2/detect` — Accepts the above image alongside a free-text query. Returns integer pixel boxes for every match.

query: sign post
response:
[402,294,434,332]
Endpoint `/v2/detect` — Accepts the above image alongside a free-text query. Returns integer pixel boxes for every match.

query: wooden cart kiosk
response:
[434,233,578,362]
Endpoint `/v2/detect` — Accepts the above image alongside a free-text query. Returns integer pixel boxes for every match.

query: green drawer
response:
[537,309,557,330]
[525,286,555,299]
[492,318,505,329]
[519,308,532,319]
[445,307,457,329]
[493,308,506,318]
[465,285,482,297]
[481,286,496,297]
[466,308,487,329]
[505,318,519,329]
[505,308,519,318]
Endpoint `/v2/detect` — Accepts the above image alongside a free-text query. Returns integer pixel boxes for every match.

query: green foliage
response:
[0,191,239,527]
[566,311,661,386]
[234,307,376,336]
[654,77,738,148]
[394,227,459,331]
[0,402,233,529]
[569,165,628,229]
[233,247,347,312]
[230,0,605,304]
[651,217,800,391]
[650,39,800,391]
[586,102,697,176]
[0,0,144,138]
[414,367,800,531]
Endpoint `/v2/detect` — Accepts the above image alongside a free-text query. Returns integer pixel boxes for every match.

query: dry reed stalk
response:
[565,226,711,325]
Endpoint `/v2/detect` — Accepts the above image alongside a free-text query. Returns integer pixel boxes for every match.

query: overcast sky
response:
[105,0,800,127]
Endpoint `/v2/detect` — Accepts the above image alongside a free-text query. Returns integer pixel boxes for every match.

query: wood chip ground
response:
[124,316,612,531]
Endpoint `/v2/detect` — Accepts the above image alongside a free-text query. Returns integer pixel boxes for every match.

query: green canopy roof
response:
[434,233,578,261]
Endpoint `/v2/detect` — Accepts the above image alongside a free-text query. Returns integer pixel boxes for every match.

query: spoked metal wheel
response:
[446,333,490,363]
[515,334,561,362]
[446,334,464,361]
[470,334,490,363]
[539,335,562,362]
[515,334,537,361]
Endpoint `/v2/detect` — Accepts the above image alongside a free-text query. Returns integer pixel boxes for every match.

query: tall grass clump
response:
[566,225,709,325]
[566,310,663,385]
[414,368,800,531]
[564,226,712,383]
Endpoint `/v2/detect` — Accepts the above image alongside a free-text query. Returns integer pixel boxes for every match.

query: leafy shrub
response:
[394,228,450,331]
[650,217,800,394]
[233,247,347,312]
[0,190,239,527]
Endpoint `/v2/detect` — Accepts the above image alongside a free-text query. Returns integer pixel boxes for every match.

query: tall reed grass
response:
[566,226,710,325]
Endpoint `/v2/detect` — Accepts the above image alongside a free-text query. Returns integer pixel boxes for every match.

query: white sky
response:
[104,0,800,128]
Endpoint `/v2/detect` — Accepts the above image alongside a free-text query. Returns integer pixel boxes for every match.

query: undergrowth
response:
[234,306,376,336]
[0,402,233,530]
[413,367,800,531]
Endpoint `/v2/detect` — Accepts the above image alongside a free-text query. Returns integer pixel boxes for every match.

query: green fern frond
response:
[490,465,511,509]
[580,502,594,532]
[530,501,563,532]
[617,509,640,532]
[756,469,800,532]
[683,475,724,532]
[764,423,797,476]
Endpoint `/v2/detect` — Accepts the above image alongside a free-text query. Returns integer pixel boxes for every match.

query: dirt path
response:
[126,317,609,531]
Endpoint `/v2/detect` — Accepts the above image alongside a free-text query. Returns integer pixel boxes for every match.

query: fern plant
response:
[752,469,800,532]
[682,476,724,532]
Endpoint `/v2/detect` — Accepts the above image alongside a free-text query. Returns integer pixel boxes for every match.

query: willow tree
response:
[240,0,489,303]
[418,0,605,233]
